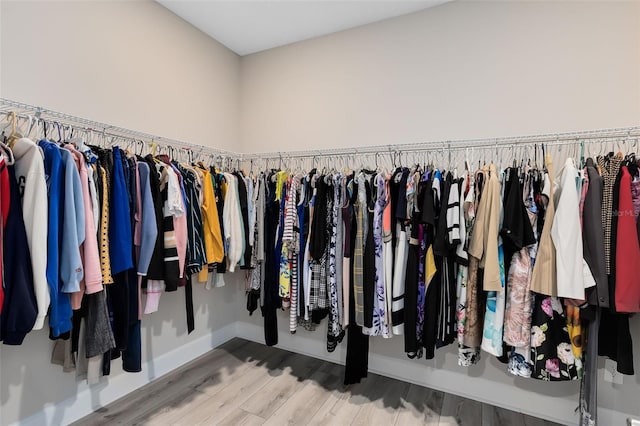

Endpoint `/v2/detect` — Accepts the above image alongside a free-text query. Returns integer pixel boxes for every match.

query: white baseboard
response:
[235,321,633,426]
[13,322,237,426]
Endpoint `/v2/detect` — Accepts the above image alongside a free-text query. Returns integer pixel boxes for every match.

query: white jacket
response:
[12,138,49,330]
[222,173,243,272]
[551,158,585,300]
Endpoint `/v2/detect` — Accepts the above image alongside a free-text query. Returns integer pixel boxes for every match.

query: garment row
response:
[1,134,639,413]
[249,153,639,425]
[1,135,252,382]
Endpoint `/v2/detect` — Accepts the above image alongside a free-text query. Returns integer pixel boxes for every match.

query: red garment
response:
[615,166,640,313]
[0,157,10,314]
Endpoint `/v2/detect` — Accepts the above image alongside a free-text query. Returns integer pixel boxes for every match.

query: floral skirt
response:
[530,294,582,381]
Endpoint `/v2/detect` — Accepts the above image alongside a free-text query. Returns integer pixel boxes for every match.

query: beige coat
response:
[468,163,503,292]
[530,154,558,296]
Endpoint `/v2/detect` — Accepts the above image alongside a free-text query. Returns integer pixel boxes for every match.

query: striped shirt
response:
[177,165,206,276]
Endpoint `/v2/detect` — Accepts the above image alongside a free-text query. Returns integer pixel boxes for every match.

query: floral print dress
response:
[362,173,391,337]
[530,294,583,381]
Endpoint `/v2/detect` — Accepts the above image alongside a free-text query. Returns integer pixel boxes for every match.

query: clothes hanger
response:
[0,111,14,134]
[0,113,16,164]
[17,114,34,139]
[615,137,625,159]
[3,111,21,148]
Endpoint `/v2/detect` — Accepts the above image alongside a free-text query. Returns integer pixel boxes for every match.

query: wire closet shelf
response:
[0,97,237,165]
[2,97,638,170]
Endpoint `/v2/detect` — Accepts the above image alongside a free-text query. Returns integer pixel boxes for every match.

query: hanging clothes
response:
[552,158,587,300]
[11,138,49,330]
[582,158,608,308]
[352,175,365,326]
[362,177,376,332]
[234,170,252,269]
[66,144,103,308]
[39,140,72,338]
[502,167,536,365]
[614,165,640,312]
[344,191,369,385]
[0,156,9,315]
[463,168,485,350]
[262,172,280,346]
[1,165,37,344]
[530,155,557,296]
[530,295,582,381]
[457,170,481,366]
[468,164,502,292]
[327,174,345,349]
[390,167,409,334]
[435,173,459,348]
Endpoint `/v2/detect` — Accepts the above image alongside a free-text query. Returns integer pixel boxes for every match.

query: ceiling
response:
[157,1,449,56]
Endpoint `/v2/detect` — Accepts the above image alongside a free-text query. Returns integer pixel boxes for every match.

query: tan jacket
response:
[468,164,503,292]
[530,154,557,296]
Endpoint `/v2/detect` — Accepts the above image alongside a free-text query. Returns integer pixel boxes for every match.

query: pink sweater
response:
[66,145,103,310]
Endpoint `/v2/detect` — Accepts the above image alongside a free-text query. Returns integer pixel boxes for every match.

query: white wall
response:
[238,1,640,424]
[0,1,245,425]
[0,0,240,151]
[240,1,640,153]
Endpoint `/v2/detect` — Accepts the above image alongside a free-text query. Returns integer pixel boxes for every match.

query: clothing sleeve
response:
[87,167,100,231]
[173,193,188,278]
[222,174,234,264]
[77,157,103,296]
[205,172,224,263]
[455,176,468,262]
[166,166,184,217]
[225,174,243,272]
[446,179,461,246]
[60,153,84,294]
[138,165,158,276]
[143,279,165,314]
[467,175,488,262]
[247,177,256,247]
[483,174,503,291]
[551,163,584,300]
[473,167,502,292]
[22,153,50,330]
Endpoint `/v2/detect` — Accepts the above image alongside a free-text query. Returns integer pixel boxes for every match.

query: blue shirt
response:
[60,149,85,293]
[39,140,72,336]
[109,148,133,274]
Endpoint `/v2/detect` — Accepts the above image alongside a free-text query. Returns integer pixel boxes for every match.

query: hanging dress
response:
[422,169,442,359]
[327,174,345,350]
[344,183,369,385]
[463,169,484,351]
[363,173,390,338]
[500,167,535,373]
[391,168,410,334]
[362,178,377,333]
[530,294,582,381]
[456,171,481,366]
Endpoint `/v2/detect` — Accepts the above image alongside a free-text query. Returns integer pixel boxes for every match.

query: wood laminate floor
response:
[72,338,562,426]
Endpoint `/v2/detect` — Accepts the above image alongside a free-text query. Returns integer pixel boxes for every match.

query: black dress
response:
[344,178,369,385]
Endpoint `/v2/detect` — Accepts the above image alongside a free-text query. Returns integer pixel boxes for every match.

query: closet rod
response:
[0,97,237,159]
[2,97,638,165]
[243,126,640,161]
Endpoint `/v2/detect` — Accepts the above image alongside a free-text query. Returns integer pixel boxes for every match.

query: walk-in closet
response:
[1,1,639,425]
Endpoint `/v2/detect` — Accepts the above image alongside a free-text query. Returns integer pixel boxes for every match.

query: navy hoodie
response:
[1,165,37,345]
